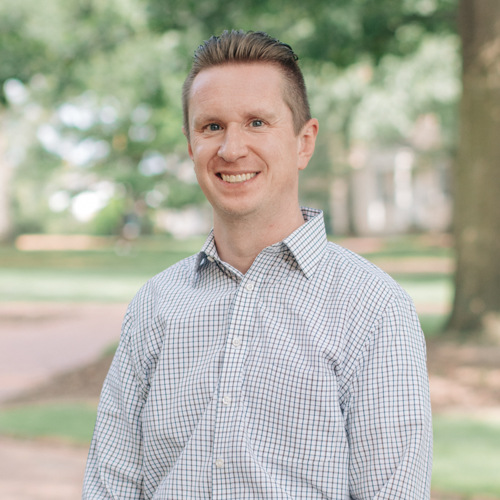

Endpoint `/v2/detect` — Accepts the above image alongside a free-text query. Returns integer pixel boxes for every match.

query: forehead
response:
[189,62,287,109]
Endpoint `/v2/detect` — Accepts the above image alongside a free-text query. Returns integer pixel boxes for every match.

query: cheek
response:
[192,154,214,187]
[191,141,217,165]
[193,162,206,184]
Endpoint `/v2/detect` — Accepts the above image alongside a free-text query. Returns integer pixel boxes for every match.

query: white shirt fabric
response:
[83,207,432,499]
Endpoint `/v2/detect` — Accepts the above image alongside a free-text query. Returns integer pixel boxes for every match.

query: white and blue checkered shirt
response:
[83,208,432,499]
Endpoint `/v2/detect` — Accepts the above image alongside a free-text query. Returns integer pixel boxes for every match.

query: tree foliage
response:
[1,0,462,240]
[0,0,207,238]
[146,0,458,64]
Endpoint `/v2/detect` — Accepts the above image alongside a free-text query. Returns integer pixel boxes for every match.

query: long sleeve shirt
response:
[83,207,432,499]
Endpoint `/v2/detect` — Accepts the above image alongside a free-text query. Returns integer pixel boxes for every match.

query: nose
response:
[217,125,248,162]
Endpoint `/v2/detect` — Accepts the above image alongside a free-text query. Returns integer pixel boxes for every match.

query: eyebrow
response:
[245,109,279,122]
[192,109,279,127]
[192,115,219,128]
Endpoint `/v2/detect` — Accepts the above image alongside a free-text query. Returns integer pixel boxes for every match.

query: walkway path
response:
[0,302,126,402]
[0,437,88,500]
[0,302,126,499]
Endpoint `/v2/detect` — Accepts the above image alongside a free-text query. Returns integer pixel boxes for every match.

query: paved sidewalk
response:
[0,302,127,499]
[0,302,126,402]
[0,437,88,500]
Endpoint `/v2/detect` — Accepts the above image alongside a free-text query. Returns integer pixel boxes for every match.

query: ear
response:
[182,126,194,160]
[297,118,319,171]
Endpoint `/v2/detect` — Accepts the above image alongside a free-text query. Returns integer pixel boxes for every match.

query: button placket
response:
[212,275,260,496]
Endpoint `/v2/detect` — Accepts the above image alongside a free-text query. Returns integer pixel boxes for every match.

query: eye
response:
[207,123,221,131]
[250,119,264,128]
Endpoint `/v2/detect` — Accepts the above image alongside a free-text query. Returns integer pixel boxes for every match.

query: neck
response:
[213,206,305,274]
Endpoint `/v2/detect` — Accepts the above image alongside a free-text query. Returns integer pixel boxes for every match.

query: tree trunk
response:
[0,111,14,243]
[448,0,500,336]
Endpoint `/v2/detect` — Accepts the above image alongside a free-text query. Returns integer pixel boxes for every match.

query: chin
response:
[215,204,259,220]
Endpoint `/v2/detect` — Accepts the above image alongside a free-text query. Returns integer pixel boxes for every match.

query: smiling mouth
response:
[219,172,258,183]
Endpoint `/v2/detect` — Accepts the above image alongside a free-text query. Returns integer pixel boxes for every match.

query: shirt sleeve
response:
[82,309,147,499]
[345,293,433,499]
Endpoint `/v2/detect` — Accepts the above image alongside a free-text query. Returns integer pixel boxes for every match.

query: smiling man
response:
[83,30,432,499]
[186,61,318,273]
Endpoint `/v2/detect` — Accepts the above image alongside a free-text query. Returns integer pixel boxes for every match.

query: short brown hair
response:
[182,30,311,139]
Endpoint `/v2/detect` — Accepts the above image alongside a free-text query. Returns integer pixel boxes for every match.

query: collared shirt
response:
[83,208,432,499]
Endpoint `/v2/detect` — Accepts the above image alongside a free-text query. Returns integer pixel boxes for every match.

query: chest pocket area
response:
[242,307,344,466]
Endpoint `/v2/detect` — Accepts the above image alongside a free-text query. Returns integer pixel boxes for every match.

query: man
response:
[83,30,432,499]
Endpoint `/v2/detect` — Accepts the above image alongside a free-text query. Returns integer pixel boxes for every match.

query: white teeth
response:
[221,172,257,183]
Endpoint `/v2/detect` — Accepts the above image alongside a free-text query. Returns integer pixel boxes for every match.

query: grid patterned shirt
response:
[83,207,432,499]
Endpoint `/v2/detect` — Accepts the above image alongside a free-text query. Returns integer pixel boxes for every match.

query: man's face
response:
[185,62,317,224]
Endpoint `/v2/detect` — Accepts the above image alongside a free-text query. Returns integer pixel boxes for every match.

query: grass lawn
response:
[0,234,454,307]
[0,402,97,445]
[432,415,500,498]
[0,237,201,302]
[395,275,453,309]
[419,314,449,338]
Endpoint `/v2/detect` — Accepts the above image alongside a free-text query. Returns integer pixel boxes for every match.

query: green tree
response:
[0,0,201,240]
[0,1,47,240]
[146,0,457,63]
[0,0,137,240]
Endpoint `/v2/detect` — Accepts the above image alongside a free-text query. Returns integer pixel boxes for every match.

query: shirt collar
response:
[282,207,327,279]
[197,207,327,279]
[200,228,218,260]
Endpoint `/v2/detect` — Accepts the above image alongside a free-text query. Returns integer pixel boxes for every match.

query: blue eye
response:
[251,120,263,127]
[208,123,221,131]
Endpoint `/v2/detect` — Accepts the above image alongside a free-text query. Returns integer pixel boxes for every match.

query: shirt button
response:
[207,256,214,262]
[215,459,224,469]
[222,395,232,406]
[232,337,242,347]
[245,282,255,292]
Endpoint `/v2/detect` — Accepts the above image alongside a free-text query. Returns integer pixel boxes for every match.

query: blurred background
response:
[0,0,499,498]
